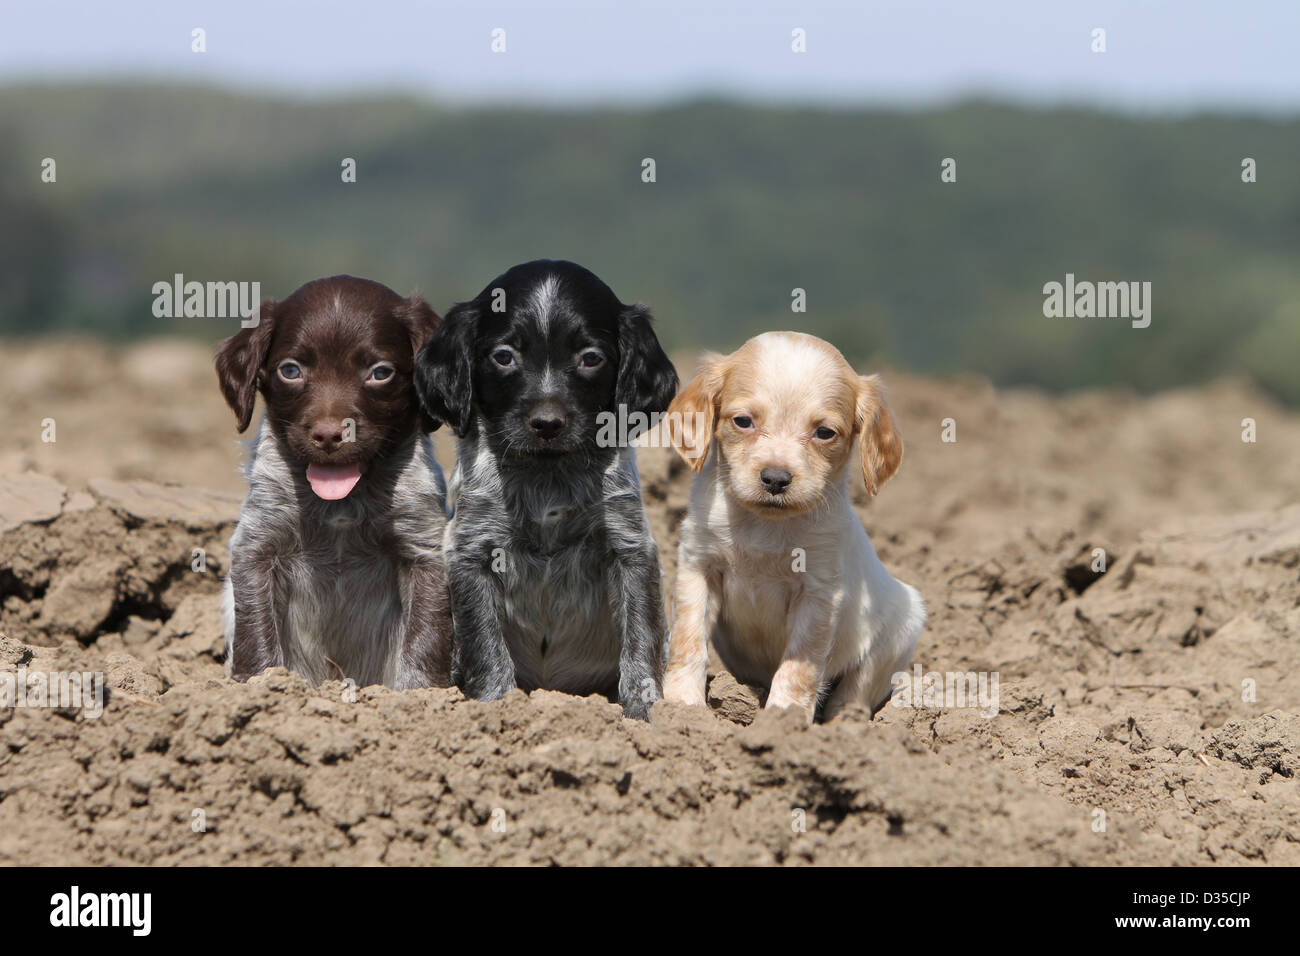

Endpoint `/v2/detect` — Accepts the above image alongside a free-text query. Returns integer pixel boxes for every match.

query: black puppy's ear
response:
[414,301,477,437]
[394,295,443,433]
[616,303,678,421]
[214,298,276,433]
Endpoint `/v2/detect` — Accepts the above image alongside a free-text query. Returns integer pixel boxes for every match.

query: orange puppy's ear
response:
[856,373,903,496]
[668,353,725,472]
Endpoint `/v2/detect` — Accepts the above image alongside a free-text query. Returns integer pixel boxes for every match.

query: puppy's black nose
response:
[760,466,792,494]
[529,409,567,440]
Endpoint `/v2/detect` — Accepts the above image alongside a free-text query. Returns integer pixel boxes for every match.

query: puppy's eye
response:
[367,363,395,383]
[578,350,604,369]
[278,361,303,382]
[492,348,517,368]
[814,426,836,440]
[732,416,753,430]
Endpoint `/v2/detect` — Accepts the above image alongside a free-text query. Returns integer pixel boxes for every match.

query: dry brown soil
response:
[1,339,1296,864]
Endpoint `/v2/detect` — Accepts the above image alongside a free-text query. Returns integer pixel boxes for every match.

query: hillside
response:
[2,84,1299,401]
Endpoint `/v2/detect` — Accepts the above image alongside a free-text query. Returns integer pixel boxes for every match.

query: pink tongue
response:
[306,462,362,500]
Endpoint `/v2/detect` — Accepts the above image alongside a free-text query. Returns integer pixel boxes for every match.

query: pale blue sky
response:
[2,0,1297,112]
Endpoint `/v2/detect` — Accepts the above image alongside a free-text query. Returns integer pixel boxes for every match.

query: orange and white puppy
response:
[662,332,925,723]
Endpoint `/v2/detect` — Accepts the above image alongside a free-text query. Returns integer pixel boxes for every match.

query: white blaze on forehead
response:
[529,275,562,334]
[529,274,565,387]
[746,332,852,426]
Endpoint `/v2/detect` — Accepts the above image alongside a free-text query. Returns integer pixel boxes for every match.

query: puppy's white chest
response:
[713,548,803,683]
[700,502,847,686]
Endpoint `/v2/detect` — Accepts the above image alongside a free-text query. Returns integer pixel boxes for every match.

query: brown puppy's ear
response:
[214,298,277,433]
[856,373,903,496]
[667,353,726,472]
[394,295,443,433]
[394,294,441,356]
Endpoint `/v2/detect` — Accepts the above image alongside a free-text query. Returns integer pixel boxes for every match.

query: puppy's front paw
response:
[764,691,817,725]
[620,696,654,721]
[617,675,660,720]
[462,664,518,701]
[662,669,706,707]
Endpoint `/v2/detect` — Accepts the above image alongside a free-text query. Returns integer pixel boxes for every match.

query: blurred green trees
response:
[2,85,1297,401]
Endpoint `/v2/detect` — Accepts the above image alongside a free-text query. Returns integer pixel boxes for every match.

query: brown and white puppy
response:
[215,275,453,689]
[662,331,926,722]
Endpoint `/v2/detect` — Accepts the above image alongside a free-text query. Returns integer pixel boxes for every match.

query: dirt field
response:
[1,338,1297,865]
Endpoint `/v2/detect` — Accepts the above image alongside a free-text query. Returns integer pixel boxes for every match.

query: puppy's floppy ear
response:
[393,294,441,356]
[394,295,443,432]
[414,300,477,437]
[616,304,678,421]
[667,352,725,472]
[855,373,903,496]
[214,298,276,433]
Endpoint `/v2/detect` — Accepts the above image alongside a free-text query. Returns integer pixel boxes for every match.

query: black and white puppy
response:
[415,260,678,718]
[216,275,453,689]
